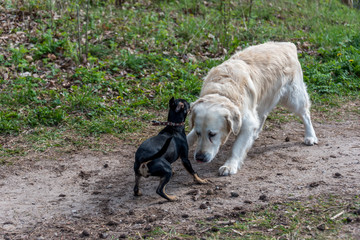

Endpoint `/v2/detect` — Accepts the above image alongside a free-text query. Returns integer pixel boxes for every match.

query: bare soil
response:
[1,110,360,239]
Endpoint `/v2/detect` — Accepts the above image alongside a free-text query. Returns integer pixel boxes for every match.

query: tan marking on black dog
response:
[193,173,208,184]
[175,102,184,112]
[139,162,150,178]
[157,177,177,201]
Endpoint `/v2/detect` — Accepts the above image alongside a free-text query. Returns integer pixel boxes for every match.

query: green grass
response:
[0,0,359,159]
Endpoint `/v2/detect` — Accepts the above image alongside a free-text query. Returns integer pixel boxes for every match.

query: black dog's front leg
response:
[180,150,208,184]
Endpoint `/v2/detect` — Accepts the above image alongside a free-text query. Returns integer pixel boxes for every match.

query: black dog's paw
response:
[194,173,210,184]
[134,190,142,196]
[167,195,178,202]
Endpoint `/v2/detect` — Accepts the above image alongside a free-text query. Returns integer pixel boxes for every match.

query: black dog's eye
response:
[208,132,216,138]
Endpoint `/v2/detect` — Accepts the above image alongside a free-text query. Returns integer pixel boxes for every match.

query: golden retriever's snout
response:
[195,152,210,163]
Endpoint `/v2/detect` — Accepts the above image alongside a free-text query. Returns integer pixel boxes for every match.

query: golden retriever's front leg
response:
[219,114,259,176]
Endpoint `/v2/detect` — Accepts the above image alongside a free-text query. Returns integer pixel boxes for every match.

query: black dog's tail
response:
[137,137,173,178]
[145,137,172,162]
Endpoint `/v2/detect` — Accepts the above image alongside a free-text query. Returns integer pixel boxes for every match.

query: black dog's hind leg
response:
[134,173,142,196]
[147,159,177,201]
[134,160,143,196]
[156,173,177,201]
[134,137,173,197]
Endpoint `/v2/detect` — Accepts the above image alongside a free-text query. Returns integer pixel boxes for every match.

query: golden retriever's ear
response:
[189,98,205,130]
[189,108,195,130]
[226,108,241,135]
[189,102,198,130]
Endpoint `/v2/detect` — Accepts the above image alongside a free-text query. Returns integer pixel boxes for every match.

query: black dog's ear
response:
[184,101,190,114]
[169,97,175,108]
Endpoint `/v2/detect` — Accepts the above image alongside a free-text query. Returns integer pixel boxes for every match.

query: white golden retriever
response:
[187,42,318,176]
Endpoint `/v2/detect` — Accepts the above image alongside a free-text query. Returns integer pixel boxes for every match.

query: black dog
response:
[134,97,207,201]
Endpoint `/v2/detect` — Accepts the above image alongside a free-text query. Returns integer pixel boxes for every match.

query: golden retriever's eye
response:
[208,132,216,138]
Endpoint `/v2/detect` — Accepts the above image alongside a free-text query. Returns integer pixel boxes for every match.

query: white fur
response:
[187,42,318,176]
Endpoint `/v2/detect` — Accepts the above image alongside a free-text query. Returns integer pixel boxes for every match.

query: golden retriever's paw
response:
[218,165,238,176]
[304,136,318,146]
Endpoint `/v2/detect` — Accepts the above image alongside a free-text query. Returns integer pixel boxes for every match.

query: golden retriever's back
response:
[201,42,301,108]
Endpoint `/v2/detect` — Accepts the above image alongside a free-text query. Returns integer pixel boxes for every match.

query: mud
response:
[1,115,360,239]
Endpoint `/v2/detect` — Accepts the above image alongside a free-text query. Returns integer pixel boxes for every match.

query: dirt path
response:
[1,116,360,239]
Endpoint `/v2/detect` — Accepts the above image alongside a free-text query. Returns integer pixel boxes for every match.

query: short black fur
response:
[134,97,207,201]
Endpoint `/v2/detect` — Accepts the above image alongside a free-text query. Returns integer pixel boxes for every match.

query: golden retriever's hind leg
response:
[280,81,318,145]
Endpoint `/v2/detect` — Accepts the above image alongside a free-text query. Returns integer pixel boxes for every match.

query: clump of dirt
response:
[1,116,360,239]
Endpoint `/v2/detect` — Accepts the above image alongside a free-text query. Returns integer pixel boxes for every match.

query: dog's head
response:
[167,97,190,123]
[189,95,241,163]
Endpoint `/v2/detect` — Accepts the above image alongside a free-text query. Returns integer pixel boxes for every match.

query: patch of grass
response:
[0,0,359,157]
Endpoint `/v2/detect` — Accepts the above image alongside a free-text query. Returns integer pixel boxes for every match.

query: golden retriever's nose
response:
[195,153,207,162]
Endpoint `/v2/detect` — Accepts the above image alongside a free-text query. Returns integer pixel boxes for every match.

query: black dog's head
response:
[167,97,190,123]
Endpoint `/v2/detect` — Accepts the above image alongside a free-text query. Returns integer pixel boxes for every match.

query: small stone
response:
[199,203,207,209]
[333,172,342,178]
[80,230,90,237]
[206,189,214,195]
[309,182,322,188]
[317,224,326,231]
[106,220,118,226]
[353,209,360,215]
[98,233,108,239]
[119,233,127,238]
[230,192,239,198]
[259,194,268,202]
[206,216,215,221]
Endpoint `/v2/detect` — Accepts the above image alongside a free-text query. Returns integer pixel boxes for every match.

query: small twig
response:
[76,2,82,62]
[232,229,243,236]
[200,227,211,233]
[330,210,345,220]
[248,0,253,26]
[85,0,90,61]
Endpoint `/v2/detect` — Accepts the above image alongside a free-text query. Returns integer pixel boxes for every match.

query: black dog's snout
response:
[195,153,207,162]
